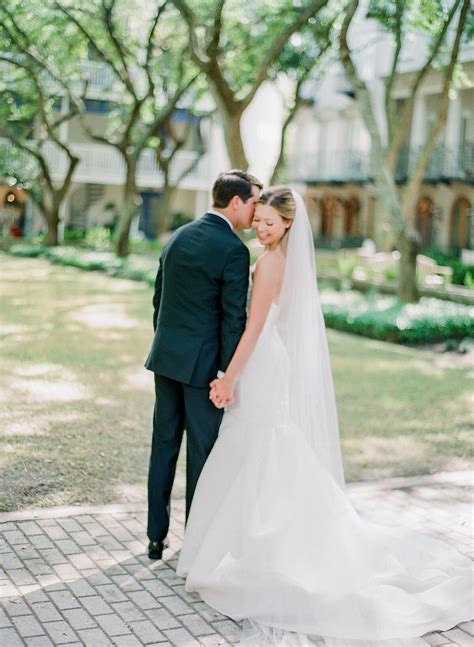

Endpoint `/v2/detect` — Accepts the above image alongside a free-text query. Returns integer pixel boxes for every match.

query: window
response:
[84,99,110,114]
[415,197,434,248]
[450,197,471,250]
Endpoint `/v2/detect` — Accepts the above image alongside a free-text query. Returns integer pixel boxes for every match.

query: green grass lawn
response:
[0,253,472,511]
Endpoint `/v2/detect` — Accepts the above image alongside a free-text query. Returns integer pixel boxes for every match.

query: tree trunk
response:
[220,108,248,170]
[153,184,176,238]
[398,229,420,303]
[44,205,60,246]
[270,144,285,185]
[270,91,302,185]
[43,197,60,246]
[368,152,421,303]
[115,156,139,258]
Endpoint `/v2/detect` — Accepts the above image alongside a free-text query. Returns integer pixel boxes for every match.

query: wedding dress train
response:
[176,190,472,645]
[176,302,472,645]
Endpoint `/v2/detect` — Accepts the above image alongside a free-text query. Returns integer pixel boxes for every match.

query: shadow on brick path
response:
[0,472,472,646]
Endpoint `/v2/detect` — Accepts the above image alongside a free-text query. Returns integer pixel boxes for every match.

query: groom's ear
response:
[230,195,241,210]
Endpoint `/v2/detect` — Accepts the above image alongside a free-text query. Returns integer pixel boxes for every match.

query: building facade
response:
[0,59,223,240]
[288,20,474,254]
[1,18,472,251]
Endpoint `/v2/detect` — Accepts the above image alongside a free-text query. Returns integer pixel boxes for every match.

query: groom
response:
[145,170,263,559]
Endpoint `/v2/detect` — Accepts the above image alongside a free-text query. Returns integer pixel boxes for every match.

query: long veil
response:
[239,190,437,647]
[277,190,345,489]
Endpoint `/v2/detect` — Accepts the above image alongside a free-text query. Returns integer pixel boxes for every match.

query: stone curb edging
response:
[1,470,471,523]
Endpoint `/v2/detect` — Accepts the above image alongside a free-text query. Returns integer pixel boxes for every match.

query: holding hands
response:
[209,376,235,409]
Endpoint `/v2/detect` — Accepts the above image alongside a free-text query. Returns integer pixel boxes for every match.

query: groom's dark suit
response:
[145,212,249,544]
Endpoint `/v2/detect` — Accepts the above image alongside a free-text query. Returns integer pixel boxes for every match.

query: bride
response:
[176,187,472,646]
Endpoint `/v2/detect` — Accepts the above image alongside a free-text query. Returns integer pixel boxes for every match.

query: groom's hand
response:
[209,377,235,409]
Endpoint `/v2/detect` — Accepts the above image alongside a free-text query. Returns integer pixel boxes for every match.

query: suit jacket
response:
[145,213,250,387]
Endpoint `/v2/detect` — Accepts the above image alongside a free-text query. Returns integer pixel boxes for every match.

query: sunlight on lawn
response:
[0,254,472,511]
[70,303,142,330]
[344,435,427,463]
[2,419,45,437]
[11,378,90,403]
[357,356,447,379]
[125,367,154,392]
[13,362,61,377]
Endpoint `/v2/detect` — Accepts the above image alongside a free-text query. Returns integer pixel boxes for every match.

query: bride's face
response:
[252,204,290,248]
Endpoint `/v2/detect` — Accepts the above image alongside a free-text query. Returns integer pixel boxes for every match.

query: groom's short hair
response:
[212,170,263,208]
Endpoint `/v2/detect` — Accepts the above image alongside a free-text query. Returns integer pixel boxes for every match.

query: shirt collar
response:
[207,209,233,230]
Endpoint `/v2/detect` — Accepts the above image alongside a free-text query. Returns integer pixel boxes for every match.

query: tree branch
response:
[339,0,404,238]
[0,10,79,104]
[53,1,126,88]
[56,154,79,204]
[170,0,209,68]
[242,0,329,109]
[144,0,169,93]
[206,0,226,59]
[270,28,333,184]
[0,54,79,165]
[402,0,470,213]
[386,0,462,172]
[0,126,54,191]
[385,0,403,144]
[101,0,138,99]
[135,72,198,152]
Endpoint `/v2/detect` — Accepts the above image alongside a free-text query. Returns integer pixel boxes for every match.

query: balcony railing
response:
[290,143,474,185]
[0,58,143,96]
[79,61,116,92]
[290,150,371,184]
[396,143,474,183]
[74,62,148,96]
[0,139,211,189]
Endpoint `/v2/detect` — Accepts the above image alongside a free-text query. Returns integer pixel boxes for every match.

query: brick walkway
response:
[1,471,472,646]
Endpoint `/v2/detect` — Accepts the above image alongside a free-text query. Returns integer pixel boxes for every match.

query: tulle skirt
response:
[177,310,473,645]
[177,411,472,643]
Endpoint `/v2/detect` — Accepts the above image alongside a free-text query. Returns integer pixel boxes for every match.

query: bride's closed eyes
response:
[252,218,275,226]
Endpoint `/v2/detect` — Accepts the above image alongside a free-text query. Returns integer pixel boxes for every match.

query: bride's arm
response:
[210,253,283,408]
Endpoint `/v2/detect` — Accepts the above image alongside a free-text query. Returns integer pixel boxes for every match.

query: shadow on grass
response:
[1,254,472,510]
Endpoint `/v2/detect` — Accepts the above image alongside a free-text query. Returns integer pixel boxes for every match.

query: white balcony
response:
[1,139,211,190]
[0,58,145,100]
[290,149,371,184]
[289,143,474,184]
[78,61,116,93]
[73,61,148,99]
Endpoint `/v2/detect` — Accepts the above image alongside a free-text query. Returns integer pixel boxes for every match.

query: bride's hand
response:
[209,377,235,409]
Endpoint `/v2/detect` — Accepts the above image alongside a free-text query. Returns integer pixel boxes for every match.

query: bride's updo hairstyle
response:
[257,186,296,245]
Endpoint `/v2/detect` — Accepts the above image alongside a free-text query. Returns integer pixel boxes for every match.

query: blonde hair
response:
[257,186,296,223]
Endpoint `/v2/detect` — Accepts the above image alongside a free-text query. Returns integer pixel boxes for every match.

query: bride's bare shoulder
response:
[254,250,285,274]
[252,251,285,294]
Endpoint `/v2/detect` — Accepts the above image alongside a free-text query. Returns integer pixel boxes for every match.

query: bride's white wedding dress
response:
[176,193,473,646]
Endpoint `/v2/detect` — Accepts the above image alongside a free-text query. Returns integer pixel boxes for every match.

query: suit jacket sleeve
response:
[219,243,250,372]
[152,255,163,332]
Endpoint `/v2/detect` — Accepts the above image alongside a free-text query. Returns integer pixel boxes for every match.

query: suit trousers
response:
[147,373,224,543]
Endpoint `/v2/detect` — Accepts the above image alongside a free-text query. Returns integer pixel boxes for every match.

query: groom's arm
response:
[219,244,250,373]
[152,255,163,332]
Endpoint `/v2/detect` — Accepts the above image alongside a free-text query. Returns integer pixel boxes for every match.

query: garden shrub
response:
[44,247,123,272]
[8,244,46,258]
[170,212,193,231]
[425,249,474,288]
[84,227,111,249]
[6,245,473,344]
[321,291,473,343]
[63,229,85,243]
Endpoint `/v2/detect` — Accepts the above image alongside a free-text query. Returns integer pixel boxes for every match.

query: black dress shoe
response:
[147,539,168,560]
[148,541,164,560]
